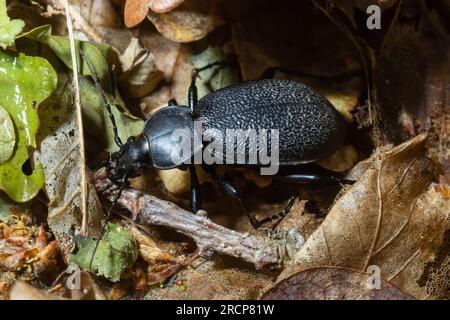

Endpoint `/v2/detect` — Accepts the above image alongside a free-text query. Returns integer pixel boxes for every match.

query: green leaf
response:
[191,46,239,99]
[70,223,138,282]
[19,25,143,152]
[0,104,15,164]
[19,25,111,86]
[0,0,24,48]
[0,50,57,202]
[79,77,144,152]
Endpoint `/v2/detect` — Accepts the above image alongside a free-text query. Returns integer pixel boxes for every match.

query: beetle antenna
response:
[80,49,123,148]
[89,172,128,270]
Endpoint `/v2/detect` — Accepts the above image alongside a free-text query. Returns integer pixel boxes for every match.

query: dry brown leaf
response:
[117,38,163,97]
[146,0,224,43]
[9,280,61,300]
[124,0,186,27]
[149,0,185,13]
[145,259,273,300]
[262,267,414,300]
[129,225,194,285]
[0,218,58,279]
[129,225,177,264]
[78,0,121,28]
[138,30,187,114]
[280,133,450,299]
[124,0,150,28]
[33,240,58,274]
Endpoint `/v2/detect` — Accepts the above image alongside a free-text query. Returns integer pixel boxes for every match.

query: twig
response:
[64,0,88,236]
[93,169,279,269]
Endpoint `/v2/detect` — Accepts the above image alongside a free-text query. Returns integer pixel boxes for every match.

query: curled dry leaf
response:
[129,225,200,284]
[0,217,59,296]
[146,0,224,43]
[280,133,450,299]
[262,267,414,300]
[129,226,175,263]
[149,0,186,13]
[117,38,163,98]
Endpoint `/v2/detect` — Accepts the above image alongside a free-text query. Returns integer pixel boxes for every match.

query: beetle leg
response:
[202,165,260,228]
[188,74,198,114]
[254,195,297,229]
[189,164,201,213]
[274,166,355,185]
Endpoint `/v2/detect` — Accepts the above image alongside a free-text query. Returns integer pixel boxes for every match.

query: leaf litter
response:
[0,0,448,300]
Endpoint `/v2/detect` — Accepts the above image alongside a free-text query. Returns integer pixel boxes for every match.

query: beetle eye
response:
[127,136,137,143]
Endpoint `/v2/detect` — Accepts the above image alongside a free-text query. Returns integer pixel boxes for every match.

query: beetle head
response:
[107,135,151,182]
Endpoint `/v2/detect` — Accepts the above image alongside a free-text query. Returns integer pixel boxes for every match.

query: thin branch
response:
[64,0,88,236]
[93,169,280,269]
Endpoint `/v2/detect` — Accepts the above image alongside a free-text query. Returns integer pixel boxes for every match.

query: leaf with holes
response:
[0,50,57,202]
[70,223,138,282]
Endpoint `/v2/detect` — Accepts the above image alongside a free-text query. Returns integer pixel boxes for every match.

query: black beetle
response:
[82,53,352,262]
[83,56,352,266]
[92,61,351,226]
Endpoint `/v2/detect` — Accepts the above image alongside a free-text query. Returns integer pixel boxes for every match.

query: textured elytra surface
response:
[196,79,347,165]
